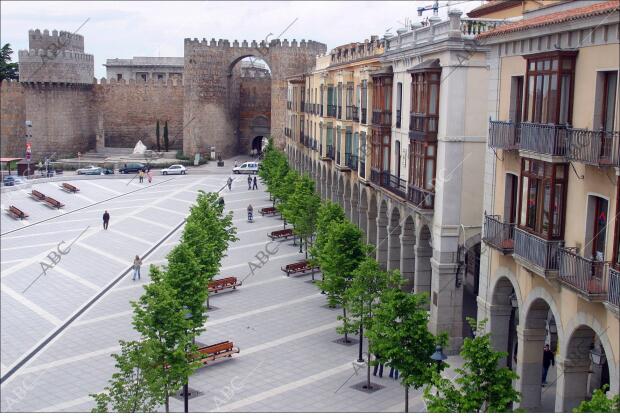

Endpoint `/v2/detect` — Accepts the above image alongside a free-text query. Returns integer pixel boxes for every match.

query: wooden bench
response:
[61,182,79,193]
[208,277,241,294]
[259,206,278,216]
[5,206,29,220]
[190,341,240,366]
[268,228,294,241]
[281,260,320,277]
[43,196,65,209]
[30,189,46,201]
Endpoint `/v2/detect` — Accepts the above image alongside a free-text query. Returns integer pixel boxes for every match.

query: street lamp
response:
[510,292,518,308]
[430,345,447,373]
[589,346,607,366]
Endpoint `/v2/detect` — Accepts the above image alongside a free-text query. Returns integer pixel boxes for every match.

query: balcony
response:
[337,106,342,120]
[287,101,292,110]
[320,104,324,117]
[346,154,359,171]
[299,131,304,144]
[372,110,392,126]
[361,108,367,124]
[385,173,407,198]
[351,106,359,122]
[326,144,334,160]
[409,114,438,141]
[370,168,382,186]
[483,214,515,254]
[567,128,620,167]
[609,267,620,308]
[346,105,355,121]
[407,185,434,210]
[327,104,337,118]
[488,120,520,150]
[300,101,305,113]
[513,228,563,276]
[519,122,567,158]
[284,127,291,138]
[558,248,608,301]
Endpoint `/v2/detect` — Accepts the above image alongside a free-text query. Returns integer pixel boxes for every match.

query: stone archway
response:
[251,135,266,155]
[400,215,416,291]
[331,170,338,203]
[387,206,401,272]
[376,199,389,269]
[489,275,521,368]
[367,192,378,247]
[343,178,352,218]
[414,224,432,294]
[184,38,326,158]
[359,186,369,237]
[351,181,360,226]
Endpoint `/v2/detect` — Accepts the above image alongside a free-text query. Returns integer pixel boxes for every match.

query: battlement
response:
[0,79,25,92]
[93,77,184,87]
[28,28,84,52]
[19,49,94,62]
[184,37,327,53]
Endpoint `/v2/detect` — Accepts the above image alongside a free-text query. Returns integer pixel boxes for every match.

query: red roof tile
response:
[477,1,619,39]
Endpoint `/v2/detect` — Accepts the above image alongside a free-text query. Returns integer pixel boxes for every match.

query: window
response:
[601,71,617,132]
[409,141,436,192]
[395,140,401,177]
[117,73,123,81]
[504,174,519,224]
[518,159,568,239]
[410,70,440,139]
[509,76,524,124]
[336,127,342,164]
[524,51,576,124]
[587,196,608,261]
[396,82,403,128]
[614,181,620,269]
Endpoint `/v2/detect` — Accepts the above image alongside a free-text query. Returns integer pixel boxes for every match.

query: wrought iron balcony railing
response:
[567,129,620,167]
[558,248,608,301]
[326,144,334,160]
[361,108,367,124]
[336,149,341,164]
[409,113,439,141]
[385,173,407,198]
[372,110,392,126]
[609,267,620,308]
[370,168,382,186]
[519,122,568,157]
[351,106,359,122]
[337,105,342,120]
[348,154,358,171]
[407,185,434,209]
[488,120,520,150]
[346,105,355,121]
[513,228,564,273]
[327,104,337,117]
[483,214,515,254]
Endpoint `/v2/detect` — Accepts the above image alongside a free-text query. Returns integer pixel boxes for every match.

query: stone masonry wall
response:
[0,80,26,158]
[93,78,184,150]
[238,76,271,153]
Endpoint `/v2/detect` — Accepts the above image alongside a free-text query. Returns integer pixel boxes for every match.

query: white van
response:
[232,161,260,174]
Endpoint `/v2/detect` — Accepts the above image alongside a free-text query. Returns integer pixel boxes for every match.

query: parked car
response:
[84,167,114,175]
[119,163,147,174]
[232,161,260,174]
[3,176,26,186]
[161,164,187,175]
[76,165,100,175]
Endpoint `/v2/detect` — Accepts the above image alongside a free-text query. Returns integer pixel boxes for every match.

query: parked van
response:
[232,161,259,174]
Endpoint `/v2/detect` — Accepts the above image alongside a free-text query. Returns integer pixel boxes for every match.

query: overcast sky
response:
[1,1,483,78]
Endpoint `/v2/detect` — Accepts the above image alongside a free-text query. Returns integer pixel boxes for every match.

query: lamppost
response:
[507,292,518,370]
[182,309,193,413]
[430,345,447,373]
[25,121,32,177]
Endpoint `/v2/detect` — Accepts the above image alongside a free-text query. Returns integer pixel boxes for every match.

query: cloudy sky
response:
[1,1,482,78]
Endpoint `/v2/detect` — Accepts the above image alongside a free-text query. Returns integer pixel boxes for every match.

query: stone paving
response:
[0,162,555,412]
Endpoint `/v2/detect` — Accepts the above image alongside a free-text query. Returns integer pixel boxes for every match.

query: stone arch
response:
[400,214,416,291]
[183,39,326,158]
[331,170,338,203]
[351,181,360,226]
[488,275,521,368]
[367,191,378,247]
[343,178,352,218]
[414,223,432,294]
[376,199,389,269]
[321,164,328,200]
[359,186,369,237]
[387,206,402,272]
[325,167,333,202]
[336,175,345,209]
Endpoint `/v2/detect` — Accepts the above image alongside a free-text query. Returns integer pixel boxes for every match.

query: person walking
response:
[102,210,110,230]
[389,365,399,380]
[146,169,152,183]
[247,204,254,222]
[247,174,252,190]
[139,169,145,183]
[372,354,384,378]
[542,344,555,386]
[132,255,142,280]
[252,176,258,190]
[227,176,233,191]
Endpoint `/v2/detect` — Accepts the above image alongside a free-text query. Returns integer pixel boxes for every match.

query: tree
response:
[156,120,161,152]
[282,175,320,255]
[91,340,162,412]
[346,257,402,388]
[573,385,620,413]
[0,44,19,82]
[163,121,169,152]
[259,145,289,203]
[274,169,299,214]
[310,201,346,263]
[368,289,443,412]
[424,319,520,413]
[318,221,366,343]
[131,268,196,412]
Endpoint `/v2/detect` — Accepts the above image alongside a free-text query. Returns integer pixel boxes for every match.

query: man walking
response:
[132,255,142,280]
[252,176,258,190]
[102,210,110,230]
[139,169,145,183]
[247,173,252,190]
[227,176,233,191]
[542,344,555,385]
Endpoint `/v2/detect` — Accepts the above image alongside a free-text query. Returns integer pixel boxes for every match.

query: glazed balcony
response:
[567,129,620,167]
[361,108,367,124]
[372,110,392,127]
[409,114,438,141]
[608,267,620,308]
[407,185,434,210]
[513,228,564,276]
[519,122,568,158]
[327,104,337,118]
[483,214,515,254]
[558,248,608,301]
[488,120,520,150]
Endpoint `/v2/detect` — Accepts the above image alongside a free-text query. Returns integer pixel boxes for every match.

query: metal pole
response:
[183,382,189,412]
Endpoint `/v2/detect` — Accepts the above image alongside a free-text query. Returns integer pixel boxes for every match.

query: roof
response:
[0,158,23,163]
[408,59,441,73]
[468,0,523,18]
[477,1,620,39]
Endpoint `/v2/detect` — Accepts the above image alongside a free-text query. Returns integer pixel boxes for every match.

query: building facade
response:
[103,57,184,82]
[475,0,620,411]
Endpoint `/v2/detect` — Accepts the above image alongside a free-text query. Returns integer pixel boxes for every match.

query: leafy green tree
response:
[310,201,346,264]
[0,44,19,81]
[258,142,288,202]
[347,257,402,388]
[163,121,169,152]
[91,340,162,412]
[131,268,196,412]
[424,319,520,413]
[282,175,320,255]
[368,289,443,412]
[156,120,161,152]
[573,385,620,413]
[274,169,299,213]
[318,221,366,343]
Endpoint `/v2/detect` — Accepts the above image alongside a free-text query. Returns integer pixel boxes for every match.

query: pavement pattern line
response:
[130,216,170,229]
[53,265,101,291]
[0,283,62,326]
[76,241,130,266]
[2,227,88,240]
[85,181,122,195]
[108,228,152,246]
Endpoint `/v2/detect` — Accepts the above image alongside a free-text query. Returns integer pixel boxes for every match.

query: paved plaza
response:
[0,164,555,412]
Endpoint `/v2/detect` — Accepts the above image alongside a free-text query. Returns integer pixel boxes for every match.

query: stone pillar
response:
[556,357,591,412]
[351,195,359,227]
[486,302,514,367]
[359,203,368,237]
[367,209,377,247]
[413,244,432,294]
[376,214,388,269]
[429,257,465,353]
[400,231,415,291]
[515,327,546,410]
[387,223,401,271]
[344,191,351,219]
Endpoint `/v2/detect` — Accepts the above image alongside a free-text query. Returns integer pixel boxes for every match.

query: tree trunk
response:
[405,386,409,413]
[165,392,170,413]
[305,239,308,258]
[343,307,348,343]
[299,236,302,252]
[366,349,372,390]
